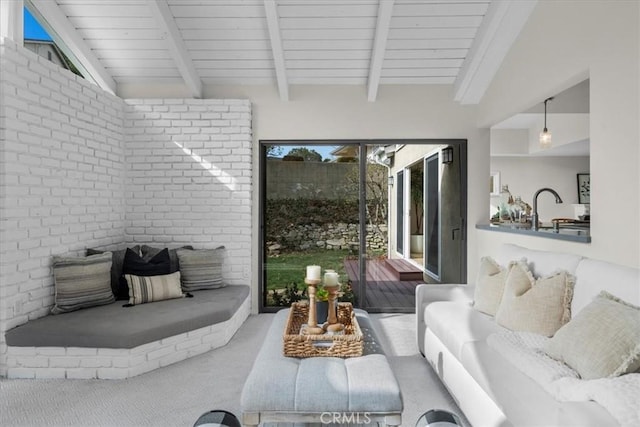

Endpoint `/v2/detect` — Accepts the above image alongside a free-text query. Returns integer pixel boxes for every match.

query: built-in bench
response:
[5,286,250,379]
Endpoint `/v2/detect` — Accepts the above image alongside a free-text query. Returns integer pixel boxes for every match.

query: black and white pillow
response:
[51,252,115,314]
[120,248,171,300]
[124,272,184,306]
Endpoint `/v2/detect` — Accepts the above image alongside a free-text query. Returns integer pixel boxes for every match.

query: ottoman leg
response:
[384,414,402,426]
[242,412,259,427]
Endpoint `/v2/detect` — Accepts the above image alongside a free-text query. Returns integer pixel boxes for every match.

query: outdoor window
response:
[23,6,84,78]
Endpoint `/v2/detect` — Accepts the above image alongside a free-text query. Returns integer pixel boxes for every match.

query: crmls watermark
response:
[320,412,372,424]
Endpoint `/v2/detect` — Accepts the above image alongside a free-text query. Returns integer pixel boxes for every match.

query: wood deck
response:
[344,259,424,312]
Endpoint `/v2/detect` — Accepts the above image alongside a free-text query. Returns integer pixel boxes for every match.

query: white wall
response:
[490,156,590,221]
[0,39,126,376]
[123,99,252,286]
[491,129,528,155]
[477,1,640,267]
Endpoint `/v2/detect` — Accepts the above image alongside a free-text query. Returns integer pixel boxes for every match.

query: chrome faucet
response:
[531,188,563,230]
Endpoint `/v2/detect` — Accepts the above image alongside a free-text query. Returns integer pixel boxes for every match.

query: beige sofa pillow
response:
[473,257,509,316]
[495,260,574,336]
[124,271,184,306]
[545,291,640,379]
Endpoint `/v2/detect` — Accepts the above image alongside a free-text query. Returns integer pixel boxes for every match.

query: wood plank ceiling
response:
[30,0,537,102]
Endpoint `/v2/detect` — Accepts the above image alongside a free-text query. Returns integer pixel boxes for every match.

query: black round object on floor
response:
[416,409,462,427]
[193,410,241,427]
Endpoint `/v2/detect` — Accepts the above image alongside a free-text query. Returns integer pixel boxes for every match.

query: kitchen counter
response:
[476,223,591,243]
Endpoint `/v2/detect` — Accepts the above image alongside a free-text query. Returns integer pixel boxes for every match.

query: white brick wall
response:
[0,39,126,377]
[0,39,254,378]
[123,99,252,285]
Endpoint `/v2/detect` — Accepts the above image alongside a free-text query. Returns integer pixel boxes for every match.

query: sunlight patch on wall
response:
[172,140,237,191]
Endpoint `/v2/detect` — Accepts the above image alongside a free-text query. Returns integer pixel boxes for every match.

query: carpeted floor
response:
[0,313,468,427]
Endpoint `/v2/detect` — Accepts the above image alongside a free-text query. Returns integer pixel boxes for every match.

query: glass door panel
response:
[425,153,440,279]
[395,170,404,256]
[261,143,360,311]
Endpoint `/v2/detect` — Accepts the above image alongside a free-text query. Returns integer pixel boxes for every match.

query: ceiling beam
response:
[264,0,288,101]
[148,0,202,98]
[28,0,116,95]
[453,0,538,105]
[367,0,394,102]
[1,0,24,45]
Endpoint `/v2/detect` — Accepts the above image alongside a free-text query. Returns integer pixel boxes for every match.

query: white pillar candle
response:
[306,265,321,280]
[324,272,339,286]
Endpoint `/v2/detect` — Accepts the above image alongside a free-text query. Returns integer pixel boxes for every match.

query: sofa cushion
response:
[495,261,574,337]
[87,245,141,299]
[473,257,509,316]
[177,247,225,291]
[460,340,617,426]
[6,285,250,348]
[496,244,582,278]
[545,291,640,379]
[124,271,184,305]
[51,252,115,314]
[141,244,193,273]
[425,301,503,360]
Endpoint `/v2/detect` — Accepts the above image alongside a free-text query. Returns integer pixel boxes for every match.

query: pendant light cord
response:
[543,97,554,130]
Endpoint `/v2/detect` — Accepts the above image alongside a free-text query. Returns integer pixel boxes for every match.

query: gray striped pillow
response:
[177,247,226,291]
[124,272,184,305]
[51,252,115,314]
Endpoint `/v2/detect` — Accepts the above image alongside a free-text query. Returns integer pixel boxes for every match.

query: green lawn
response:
[265,249,351,291]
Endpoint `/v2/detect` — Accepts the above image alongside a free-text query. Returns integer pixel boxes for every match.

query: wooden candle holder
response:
[303,278,324,335]
[323,283,344,333]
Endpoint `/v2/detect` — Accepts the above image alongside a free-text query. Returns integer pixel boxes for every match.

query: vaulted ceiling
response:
[27,0,537,102]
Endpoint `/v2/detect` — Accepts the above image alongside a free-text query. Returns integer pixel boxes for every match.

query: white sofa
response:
[416,243,639,427]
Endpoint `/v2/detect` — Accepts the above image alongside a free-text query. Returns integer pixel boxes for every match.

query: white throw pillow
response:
[473,256,510,316]
[545,291,640,379]
[495,260,574,337]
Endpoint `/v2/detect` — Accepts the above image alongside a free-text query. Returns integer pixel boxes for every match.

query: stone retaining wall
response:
[267,223,387,254]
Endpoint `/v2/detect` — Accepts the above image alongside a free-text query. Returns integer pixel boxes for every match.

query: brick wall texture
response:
[0,39,252,377]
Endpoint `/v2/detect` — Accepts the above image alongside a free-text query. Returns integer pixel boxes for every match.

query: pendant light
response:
[539,97,554,148]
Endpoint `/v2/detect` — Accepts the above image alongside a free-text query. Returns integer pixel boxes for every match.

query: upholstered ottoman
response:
[240,308,403,426]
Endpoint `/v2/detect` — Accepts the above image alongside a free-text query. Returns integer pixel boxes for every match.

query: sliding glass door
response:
[259,140,467,313]
[393,143,466,285]
[260,143,361,312]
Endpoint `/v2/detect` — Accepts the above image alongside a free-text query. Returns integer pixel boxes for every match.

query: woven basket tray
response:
[283,302,363,358]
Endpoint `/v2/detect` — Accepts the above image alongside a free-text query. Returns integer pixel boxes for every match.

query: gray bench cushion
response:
[5,285,250,349]
[241,308,403,414]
